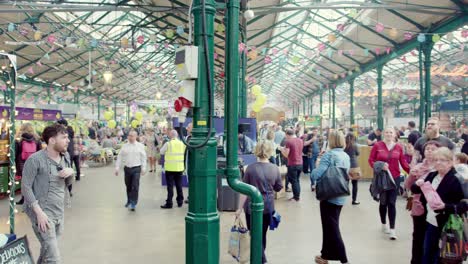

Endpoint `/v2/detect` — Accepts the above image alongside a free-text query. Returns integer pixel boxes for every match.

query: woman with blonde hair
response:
[265,130,277,164]
[311,131,350,264]
[411,147,467,264]
[15,123,41,204]
[369,127,410,240]
[236,140,283,264]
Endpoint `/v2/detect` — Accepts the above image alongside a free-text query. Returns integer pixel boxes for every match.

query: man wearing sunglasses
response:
[21,124,74,264]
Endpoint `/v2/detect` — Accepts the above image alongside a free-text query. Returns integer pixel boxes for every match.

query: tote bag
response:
[228,217,250,263]
[316,153,350,201]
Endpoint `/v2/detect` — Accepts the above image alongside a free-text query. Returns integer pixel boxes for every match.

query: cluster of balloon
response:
[103,110,114,121]
[131,119,140,128]
[251,85,266,112]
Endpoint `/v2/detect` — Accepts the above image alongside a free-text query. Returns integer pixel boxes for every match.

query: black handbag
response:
[316,153,350,201]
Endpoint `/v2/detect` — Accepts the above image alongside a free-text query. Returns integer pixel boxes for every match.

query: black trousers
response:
[411,215,427,264]
[165,171,184,206]
[379,178,400,229]
[351,180,358,202]
[245,213,270,264]
[124,166,141,205]
[71,155,80,180]
[320,201,348,263]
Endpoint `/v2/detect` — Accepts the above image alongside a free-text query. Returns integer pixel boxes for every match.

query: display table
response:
[357,145,373,179]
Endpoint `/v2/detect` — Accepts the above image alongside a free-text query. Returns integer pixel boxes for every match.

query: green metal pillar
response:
[328,87,331,126]
[377,65,384,130]
[186,1,219,264]
[239,24,247,118]
[97,95,101,120]
[463,91,467,119]
[1,58,17,234]
[349,79,355,126]
[224,1,264,263]
[310,97,313,116]
[332,85,336,129]
[423,43,434,125]
[302,98,307,116]
[126,101,130,123]
[47,86,51,104]
[319,88,323,131]
[418,45,425,130]
[113,100,117,120]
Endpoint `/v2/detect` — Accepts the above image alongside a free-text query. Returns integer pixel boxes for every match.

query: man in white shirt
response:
[115,130,147,211]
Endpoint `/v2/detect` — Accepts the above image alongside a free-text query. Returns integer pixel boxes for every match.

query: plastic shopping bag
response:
[228,217,250,263]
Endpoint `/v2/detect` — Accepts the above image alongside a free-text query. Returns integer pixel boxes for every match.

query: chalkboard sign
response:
[0,236,34,264]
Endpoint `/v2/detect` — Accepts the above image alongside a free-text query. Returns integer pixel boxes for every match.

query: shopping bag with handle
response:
[228,216,250,263]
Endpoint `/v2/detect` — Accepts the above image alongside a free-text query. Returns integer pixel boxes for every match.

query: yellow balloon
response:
[256,93,266,105]
[103,111,113,121]
[108,120,117,129]
[34,31,42,41]
[135,111,143,121]
[252,104,262,113]
[131,120,139,128]
[251,85,262,96]
[121,120,127,127]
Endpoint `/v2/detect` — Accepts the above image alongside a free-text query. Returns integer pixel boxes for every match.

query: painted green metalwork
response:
[336,15,467,86]
[371,0,424,30]
[418,45,425,131]
[0,57,17,234]
[333,9,398,47]
[349,79,355,126]
[332,86,336,128]
[185,1,220,264]
[224,2,264,263]
[97,94,101,120]
[423,42,434,126]
[376,65,384,130]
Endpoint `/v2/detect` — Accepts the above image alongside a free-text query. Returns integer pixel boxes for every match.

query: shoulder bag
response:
[316,153,350,201]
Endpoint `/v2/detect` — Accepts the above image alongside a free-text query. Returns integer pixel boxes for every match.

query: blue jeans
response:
[308,155,318,186]
[287,165,302,200]
[422,222,440,264]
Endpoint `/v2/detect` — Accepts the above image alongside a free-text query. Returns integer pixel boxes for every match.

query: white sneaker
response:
[389,229,397,240]
[382,224,390,234]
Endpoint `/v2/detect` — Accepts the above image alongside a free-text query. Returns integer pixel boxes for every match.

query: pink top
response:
[368,141,410,178]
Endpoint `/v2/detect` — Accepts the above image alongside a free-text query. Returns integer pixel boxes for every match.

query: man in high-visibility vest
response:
[160,129,186,209]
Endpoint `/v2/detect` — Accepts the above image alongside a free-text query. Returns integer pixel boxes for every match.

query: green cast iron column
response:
[239,24,247,118]
[1,57,17,234]
[423,42,434,125]
[320,88,323,131]
[126,101,130,123]
[418,45,425,130]
[47,86,51,104]
[303,98,306,116]
[97,94,101,120]
[225,1,264,263]
[332,86,336,128]
[377,65,384,129]
[186,1,219,264]
[113,101,117,120]
[349,79,355,126]
[310,97,313,116]
[328,87,331,127]
[463,91,467,119]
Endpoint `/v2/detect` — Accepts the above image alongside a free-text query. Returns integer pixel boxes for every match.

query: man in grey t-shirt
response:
[412,117,455,164]
[22,124,74,263]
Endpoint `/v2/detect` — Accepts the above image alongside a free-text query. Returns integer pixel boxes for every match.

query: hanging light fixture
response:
[156,92,162,99]
[103,70,113,84]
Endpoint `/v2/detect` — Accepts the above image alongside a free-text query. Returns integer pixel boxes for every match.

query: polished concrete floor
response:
[0,164,414,263]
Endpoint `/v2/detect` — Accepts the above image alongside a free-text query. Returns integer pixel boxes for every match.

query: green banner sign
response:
[304,116,321,127]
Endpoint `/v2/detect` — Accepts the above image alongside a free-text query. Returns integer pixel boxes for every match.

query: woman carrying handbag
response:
[344,133,361,205]
[311,131,351,264]
[235,140,283,264]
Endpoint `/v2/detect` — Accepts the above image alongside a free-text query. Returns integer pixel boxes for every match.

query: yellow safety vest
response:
[164,139,186,172]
